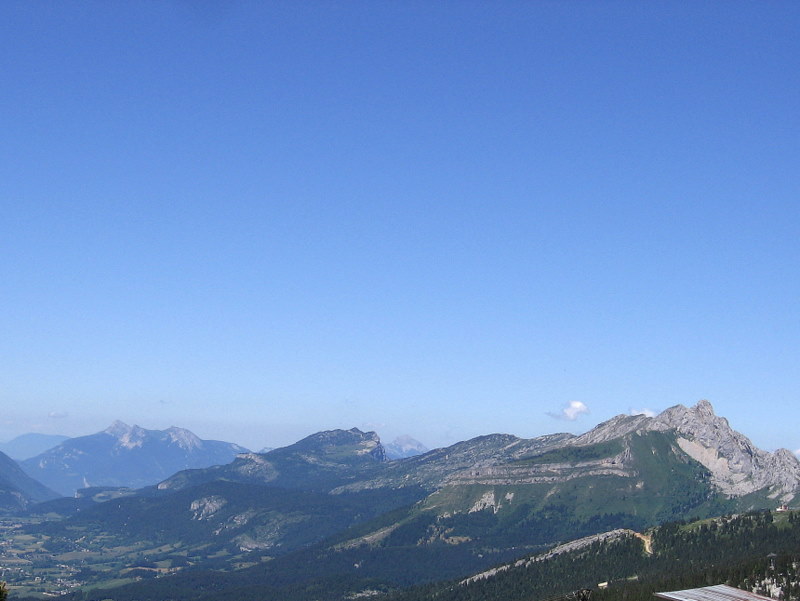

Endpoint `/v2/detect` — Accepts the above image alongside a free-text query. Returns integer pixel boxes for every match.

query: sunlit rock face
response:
[648,400,800,500]
[558,400,800,502]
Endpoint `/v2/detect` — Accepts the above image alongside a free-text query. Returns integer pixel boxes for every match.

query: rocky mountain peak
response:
[357,431,386,462]
[102,421,148,446]
[117,425,147,449]
[166,427,203,451]
[647,400,800,500]
[385,435,429,460]
[649,401,746,453]
[650,399,727,433]
[24,424,249,496]
[695,398,715,415]
[571,400,738,449]
[104,420,133,438]
[559,400,800,503]
[289,428,387,463]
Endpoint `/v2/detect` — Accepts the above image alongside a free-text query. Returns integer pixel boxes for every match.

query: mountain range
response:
[6,400,800,601]
[154,400,800,510]
[20,421,250,496]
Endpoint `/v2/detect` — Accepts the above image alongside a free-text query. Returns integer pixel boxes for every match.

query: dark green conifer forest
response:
[39,510,800,601]
[385,511,800,601]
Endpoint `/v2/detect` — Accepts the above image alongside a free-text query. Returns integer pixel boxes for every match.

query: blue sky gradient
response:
[1,2,798,451]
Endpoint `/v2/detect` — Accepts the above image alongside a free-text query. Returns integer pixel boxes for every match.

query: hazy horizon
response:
[0,399,785,457]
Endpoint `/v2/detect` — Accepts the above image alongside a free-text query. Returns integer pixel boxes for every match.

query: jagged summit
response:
[289,427,387,462]
[102,423,215,452]
[573,400,737,445]
[652,399,724,430]
[696,398,715,414]
[649,400,800,500]
[166,427,202,451]
[572,400,800,501]
[104,420,134,437]
[103,421,150,449]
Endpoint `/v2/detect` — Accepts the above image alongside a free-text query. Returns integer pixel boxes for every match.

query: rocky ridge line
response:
[575,400,800,500]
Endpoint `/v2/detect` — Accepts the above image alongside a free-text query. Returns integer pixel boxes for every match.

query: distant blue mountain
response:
[384,435,429,459]
[21,422,250,497]
[0,433,69,460]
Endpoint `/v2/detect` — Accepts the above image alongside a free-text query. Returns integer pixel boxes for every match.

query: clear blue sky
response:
[1,2,798,452]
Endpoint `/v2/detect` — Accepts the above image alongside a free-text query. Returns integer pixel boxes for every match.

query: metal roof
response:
[655,584,774,601]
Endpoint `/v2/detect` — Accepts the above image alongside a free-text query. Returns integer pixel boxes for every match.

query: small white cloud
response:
[547,401,589,421]
[48,411,69,419]
[630,408,656,418]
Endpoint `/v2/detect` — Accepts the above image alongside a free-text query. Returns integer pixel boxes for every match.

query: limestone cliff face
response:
[441,454,634,487]
[333,432,578,492]
[568,400,800,502]
[647,400,800,500]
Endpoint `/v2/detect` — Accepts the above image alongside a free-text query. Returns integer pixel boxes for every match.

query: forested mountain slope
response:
[388,510,800,601]
[0,450,59,511]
